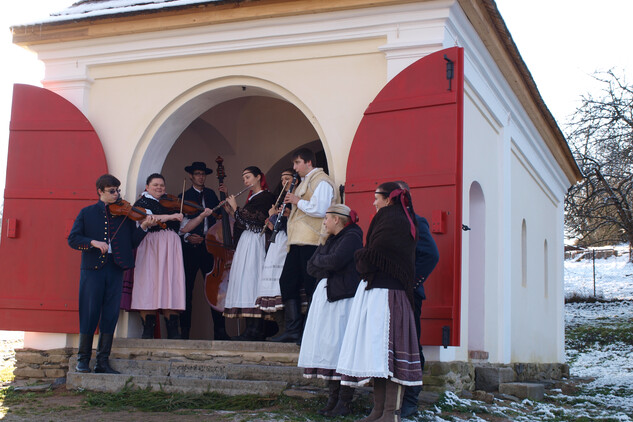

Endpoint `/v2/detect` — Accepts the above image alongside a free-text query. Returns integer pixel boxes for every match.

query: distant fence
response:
[565,248,619,260]
[565,247,630,298]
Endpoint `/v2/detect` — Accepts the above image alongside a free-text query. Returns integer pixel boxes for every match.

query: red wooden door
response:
[0,84,108,333]
[345,47,463,346]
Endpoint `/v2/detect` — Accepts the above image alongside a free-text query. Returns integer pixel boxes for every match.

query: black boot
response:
[247,318,265,341]
[325,385,354,417]
[141,314,156,339]
[269,299,302,343]
[232,318,264,341]
[318,380,340,415]
[94,333,120,374]
[76,334,93,373]
[166,314,182,339]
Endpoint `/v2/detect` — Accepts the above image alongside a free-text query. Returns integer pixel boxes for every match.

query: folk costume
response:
[336,190,423,421]
[131,192,186,332]
[272,167,340,342]
[68,199,148,373]
[178,168,227,340]
[223,189,275,328]
[298,216,363,417]
[255,213,288,313]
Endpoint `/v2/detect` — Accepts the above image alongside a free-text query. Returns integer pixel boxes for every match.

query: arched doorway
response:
[133,83,328,339]
[468,181,486,358]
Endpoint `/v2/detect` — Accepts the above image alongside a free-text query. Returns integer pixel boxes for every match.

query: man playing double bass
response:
[178,161,228,340]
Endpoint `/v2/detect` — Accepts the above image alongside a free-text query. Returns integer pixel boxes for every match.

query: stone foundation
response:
[13,348,75,381]
[13,345,570,393]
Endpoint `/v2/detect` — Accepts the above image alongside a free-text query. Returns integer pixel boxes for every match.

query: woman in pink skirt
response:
[131,173,185,339]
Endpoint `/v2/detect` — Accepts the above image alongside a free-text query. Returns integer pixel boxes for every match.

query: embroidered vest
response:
[286,168,340,247]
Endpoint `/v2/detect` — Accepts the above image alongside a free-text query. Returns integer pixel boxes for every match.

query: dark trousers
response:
[279,244,318,302]
[78,259,124,335]
[181,243,226,337]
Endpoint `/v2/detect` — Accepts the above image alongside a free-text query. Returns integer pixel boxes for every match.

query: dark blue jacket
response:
[414,215,439,300]
[68,200,147,270]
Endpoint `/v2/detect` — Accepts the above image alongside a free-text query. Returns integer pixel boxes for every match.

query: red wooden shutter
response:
[0,84,108,333]
[345,47,463,346]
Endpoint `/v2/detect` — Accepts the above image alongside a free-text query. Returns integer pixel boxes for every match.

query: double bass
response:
[204,157,234,312]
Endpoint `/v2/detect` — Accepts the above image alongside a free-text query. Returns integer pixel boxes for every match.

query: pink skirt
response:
[131,230,186,311]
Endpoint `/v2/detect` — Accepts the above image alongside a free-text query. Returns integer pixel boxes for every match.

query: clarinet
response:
[270,173,299,243]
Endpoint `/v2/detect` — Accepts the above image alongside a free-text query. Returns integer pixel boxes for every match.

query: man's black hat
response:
[185,161,212,175]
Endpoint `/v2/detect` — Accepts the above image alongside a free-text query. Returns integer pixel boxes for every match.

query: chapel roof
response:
[10,0,582,183]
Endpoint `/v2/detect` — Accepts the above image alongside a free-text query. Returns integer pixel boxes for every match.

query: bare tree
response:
[565,70,633,255]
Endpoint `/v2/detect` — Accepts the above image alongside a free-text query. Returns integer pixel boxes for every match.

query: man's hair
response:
[96,174,121,191]
[291,148,316,167]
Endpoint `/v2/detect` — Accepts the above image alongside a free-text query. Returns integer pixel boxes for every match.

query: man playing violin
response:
[68,174,157,374]
[178,161,228,340]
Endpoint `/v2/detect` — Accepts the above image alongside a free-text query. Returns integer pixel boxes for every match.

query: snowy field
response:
[406,246,633,421]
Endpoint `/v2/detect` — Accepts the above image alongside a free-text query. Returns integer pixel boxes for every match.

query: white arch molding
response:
[127,76,330,196]
[468,181,486,355]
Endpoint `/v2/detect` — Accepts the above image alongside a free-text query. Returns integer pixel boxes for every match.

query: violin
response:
[108,199,167,229]
[158,193,205,215]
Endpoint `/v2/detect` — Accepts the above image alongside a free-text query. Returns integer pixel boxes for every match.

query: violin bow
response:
[180,179,186,214]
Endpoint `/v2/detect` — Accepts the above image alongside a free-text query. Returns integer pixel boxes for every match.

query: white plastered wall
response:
[21,0,569,362]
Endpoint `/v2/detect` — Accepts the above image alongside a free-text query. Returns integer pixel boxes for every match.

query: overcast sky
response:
[1,0,631,197]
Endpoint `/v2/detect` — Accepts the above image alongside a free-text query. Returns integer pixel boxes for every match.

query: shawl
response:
[354,203,417,303]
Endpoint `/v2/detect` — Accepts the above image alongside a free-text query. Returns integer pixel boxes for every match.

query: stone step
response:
[110,339,300,365]
[67,356,317,386]
[66,371,289,395]
[499,382,545,400]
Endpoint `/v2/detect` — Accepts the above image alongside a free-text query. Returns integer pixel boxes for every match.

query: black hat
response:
[185,162,212,175]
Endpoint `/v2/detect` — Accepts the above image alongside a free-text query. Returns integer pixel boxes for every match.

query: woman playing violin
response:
[221,166,275,341]
[131,173,186,339]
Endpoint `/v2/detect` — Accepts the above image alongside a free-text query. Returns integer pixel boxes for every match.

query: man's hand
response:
[284,192,300,205]
[188,233,204,245]
[91,240,109,254]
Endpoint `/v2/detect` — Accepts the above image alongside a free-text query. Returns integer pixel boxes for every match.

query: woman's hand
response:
[226,195,237,212]
[171,213,184,222]
[268,204,277,217]
[140,215,158,230]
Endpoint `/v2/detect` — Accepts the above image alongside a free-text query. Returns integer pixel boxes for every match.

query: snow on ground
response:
[564,244,633,300]
[402,246,633,421]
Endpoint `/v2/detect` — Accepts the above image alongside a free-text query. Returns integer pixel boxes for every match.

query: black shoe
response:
[166,314,182,339]
[141,314,156,339]
[93,333,120,374]
[76,334,93,373]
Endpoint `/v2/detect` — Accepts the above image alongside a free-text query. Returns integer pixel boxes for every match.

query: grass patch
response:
[566,322,633,350]
[84,380,277,412]
[82,380,369,420]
